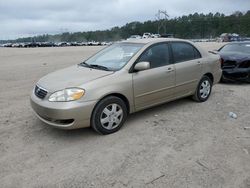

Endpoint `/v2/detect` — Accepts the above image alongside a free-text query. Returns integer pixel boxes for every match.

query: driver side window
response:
[138,43,170,69]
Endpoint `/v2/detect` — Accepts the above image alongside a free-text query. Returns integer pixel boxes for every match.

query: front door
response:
[132,43,175,111]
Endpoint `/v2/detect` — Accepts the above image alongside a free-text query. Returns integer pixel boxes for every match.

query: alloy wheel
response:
[199,80,211,99]
[100,103,123,130]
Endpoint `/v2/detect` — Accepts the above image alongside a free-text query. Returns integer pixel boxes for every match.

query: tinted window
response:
[194,48,201,58]
[171,42,201,63]
[138,43,170,68]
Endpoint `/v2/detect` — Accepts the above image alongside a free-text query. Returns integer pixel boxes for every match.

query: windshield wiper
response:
[89,64,111,71]
[78,62,91,68]
[78,62,111,71]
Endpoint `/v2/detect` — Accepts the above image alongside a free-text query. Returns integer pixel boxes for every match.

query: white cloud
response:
[0,0,249,39]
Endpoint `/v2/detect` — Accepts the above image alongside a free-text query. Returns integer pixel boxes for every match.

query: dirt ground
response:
[0,42,250,188]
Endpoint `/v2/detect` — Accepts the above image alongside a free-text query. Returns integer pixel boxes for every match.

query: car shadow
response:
[219,81,250,85]
[125,97,192,125]
[36,97,193,140]
[36,121,98,141]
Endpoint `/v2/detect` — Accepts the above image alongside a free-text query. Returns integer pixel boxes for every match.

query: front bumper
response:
[30,92,97,129]
[223,68,250,82]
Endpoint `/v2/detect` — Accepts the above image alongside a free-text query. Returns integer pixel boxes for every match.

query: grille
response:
[238,60,250,68]
[34,85,48,99]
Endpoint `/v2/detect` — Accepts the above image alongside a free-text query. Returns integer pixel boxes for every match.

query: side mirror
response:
[134,61,150,72]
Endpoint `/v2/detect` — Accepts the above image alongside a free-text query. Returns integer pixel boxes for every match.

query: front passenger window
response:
[138,43,170,68]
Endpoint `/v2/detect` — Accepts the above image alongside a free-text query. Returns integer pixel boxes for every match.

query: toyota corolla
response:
[30,38,222,134]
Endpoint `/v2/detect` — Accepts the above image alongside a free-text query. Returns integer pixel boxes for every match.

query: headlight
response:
[49,88,85,102]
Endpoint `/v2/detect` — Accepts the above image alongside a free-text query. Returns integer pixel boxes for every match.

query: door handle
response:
[166,67,174,73]
[197,61,201,65]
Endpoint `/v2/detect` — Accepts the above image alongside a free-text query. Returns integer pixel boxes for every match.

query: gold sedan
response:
[30,38,222,134]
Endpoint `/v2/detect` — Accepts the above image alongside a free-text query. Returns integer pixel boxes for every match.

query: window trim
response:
[129,42,172,73]
[169,41,202,64]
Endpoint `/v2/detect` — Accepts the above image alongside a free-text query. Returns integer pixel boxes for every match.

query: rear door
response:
[170,42,203,97]
[132,43,175,110]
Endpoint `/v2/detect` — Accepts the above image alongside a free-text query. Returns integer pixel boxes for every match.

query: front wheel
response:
[91,96,127,135]
[192,75,212,102]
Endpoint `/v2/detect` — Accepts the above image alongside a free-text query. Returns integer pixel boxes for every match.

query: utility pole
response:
[155,10,169,34]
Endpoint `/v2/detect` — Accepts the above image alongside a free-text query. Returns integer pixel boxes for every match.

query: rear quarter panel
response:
[202,54,222,84]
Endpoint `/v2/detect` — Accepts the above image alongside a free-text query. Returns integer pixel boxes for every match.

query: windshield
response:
[220,43,250,53]
[85,43,144,71]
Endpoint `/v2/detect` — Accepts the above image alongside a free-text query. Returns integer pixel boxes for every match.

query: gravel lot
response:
[0,43,250,188]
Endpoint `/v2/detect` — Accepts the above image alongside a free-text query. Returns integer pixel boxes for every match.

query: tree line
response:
[2,11,250,43]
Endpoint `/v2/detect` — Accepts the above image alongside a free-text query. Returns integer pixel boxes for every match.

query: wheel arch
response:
[94,93,130,114]
[204,72,214,84]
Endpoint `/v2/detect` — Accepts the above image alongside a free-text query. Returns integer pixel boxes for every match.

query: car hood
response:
[37,65,114,92]
[219,51,250,63]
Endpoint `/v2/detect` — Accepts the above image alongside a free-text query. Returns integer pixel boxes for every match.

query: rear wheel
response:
[192,75,212,102]
[91,96,127,135]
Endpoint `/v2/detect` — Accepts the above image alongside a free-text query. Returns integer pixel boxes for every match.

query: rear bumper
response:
[30,92,97,129]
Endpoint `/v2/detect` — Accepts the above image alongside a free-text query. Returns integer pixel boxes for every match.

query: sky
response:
[0,0,249,40]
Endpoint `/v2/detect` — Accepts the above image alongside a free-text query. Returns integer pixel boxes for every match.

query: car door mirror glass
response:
[134,61,150,71]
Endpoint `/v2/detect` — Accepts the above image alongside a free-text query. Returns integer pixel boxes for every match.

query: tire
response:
[192,75,212,102]
[91,96,128,135]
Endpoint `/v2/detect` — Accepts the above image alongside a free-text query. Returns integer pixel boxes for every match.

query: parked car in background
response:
[151,34,161,38]
[11,43,22,47]
[142,33,151,38]
[218,42,250,82]
[30,38,221,134]
[1,41,111,48]
[87,41,101,46]
[127,35,142,40]
[161,34,174,38]
[3,43,13,47]
[220,33,240,42]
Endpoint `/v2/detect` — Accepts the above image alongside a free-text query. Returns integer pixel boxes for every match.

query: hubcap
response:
[199,80,211,99]
[100,103,123,130]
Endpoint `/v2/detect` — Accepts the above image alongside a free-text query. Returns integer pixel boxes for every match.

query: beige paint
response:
[30,38,222,129]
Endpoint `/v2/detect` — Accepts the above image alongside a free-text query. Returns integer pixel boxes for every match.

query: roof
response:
[121,38,188,44]
[120,38,210,57]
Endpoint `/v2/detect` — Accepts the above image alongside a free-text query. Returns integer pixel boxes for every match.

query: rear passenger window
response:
[171,42,201,63]
[138,43,170,68]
